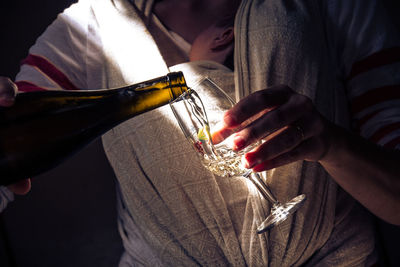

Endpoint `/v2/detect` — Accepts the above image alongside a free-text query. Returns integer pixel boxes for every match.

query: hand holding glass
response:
[170,78,306,233]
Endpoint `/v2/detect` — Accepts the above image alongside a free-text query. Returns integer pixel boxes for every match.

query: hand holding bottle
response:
[0,72,188,186]
[0,77,31,195]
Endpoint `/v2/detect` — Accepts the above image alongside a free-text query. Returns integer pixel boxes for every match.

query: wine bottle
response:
[0,72,188,185]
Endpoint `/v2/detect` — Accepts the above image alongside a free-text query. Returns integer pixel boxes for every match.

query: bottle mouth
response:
[169,87,194,104]
[166,71,188,91]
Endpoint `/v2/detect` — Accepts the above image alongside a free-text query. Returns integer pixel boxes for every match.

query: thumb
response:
[8,179,31,195]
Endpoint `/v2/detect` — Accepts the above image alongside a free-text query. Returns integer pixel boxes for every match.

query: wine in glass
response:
[169,77,306,233]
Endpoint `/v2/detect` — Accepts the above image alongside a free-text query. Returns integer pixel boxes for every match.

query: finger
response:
[211,125,235,144]
[0,77,17,107]
[231,93,311,150]
[251,140,317,172]
[223,85,292,128]
[8,178,31,195]
[212,109,270,144]
[243,125,306,168]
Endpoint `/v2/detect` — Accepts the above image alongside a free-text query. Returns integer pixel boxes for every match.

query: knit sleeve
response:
[15,0,92,92]
[325,0,400,149]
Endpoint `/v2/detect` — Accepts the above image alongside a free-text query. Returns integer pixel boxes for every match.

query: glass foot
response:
[257,194,306,234]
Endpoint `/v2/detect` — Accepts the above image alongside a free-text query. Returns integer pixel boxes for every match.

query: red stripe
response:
[350,85,400,114]
[15,81,48,92]
[21,54,79,91]
[384,136,400,149]
[347,46,400,81]
[368,122,400,143]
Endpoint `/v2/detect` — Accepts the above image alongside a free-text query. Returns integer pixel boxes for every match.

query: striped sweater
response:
[13,0,400,149]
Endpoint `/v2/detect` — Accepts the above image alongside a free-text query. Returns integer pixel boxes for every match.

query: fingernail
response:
[233,135,246,150]
[243,153,256,168]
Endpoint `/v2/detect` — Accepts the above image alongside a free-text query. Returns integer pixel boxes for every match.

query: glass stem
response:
[245,172,279,204]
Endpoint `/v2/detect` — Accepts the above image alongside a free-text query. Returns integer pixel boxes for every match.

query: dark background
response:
[0,1,123,266]
[0,0,399,266]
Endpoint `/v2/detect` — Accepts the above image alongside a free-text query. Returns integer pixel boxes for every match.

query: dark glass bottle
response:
[0,72,188,185]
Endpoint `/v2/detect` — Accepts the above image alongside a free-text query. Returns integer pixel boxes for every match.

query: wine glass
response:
[169,77,306,233]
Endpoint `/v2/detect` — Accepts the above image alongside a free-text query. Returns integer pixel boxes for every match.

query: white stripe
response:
[353,99,400,120]
[377,129,400,146]
[15,65,62,90]
[359,109,400,139]
[347,62,400,99]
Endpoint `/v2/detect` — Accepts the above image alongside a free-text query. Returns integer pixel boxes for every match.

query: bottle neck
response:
[166,72,189,99]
